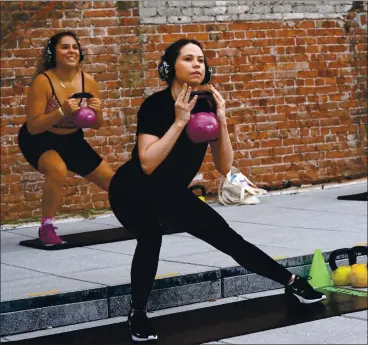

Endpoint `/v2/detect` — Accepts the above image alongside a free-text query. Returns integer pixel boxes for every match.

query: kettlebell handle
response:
[349,246,368,259]
[189,184,206,197]
[70,92,93,99]
[189,90,212,100]
[189,91,216,111]
[328,248,356,271]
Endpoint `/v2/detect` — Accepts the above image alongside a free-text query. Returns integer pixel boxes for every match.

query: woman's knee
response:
[38,151,68,182]
[45,165,68,182]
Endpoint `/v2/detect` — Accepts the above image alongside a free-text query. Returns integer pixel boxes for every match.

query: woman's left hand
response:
[87,94,101,112]
[210,85,226,124]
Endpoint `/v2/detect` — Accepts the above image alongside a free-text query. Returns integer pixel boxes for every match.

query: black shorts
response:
[18,123,103,177]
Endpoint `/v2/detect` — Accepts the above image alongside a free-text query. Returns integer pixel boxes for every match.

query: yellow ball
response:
[350,264,368,288]
[332,266,352,286]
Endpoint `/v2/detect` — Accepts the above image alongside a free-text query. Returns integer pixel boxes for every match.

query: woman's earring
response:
[46,49,52,62]
[45,40,52,63]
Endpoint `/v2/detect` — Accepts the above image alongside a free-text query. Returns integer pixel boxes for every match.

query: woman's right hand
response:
[61,93,81,117]
[174,84,198,127]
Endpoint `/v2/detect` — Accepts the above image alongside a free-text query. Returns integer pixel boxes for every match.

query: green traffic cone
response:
[308,249,332,288]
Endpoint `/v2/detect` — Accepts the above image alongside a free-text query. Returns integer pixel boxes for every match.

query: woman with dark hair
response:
[109,39,326,343]
[18,31,115,245]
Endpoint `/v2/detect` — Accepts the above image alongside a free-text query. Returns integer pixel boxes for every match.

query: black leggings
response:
[109,163,292,310]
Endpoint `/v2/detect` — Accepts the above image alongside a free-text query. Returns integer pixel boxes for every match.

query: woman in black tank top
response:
[17,31,115,246]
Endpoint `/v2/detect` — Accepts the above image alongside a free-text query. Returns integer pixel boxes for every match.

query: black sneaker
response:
[128,307,158,343]
[285,275,327,304]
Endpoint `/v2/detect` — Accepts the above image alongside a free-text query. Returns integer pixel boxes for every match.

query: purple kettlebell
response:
[71,92,97,128]
[185,91,219,144]
[186,111,219,143]
[74,107,96,128]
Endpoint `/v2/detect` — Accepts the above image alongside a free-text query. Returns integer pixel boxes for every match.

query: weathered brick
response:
[158,7,182,16]
[140,17,166,24]
[227,5,249,14]
[192,15,216,23]
[168,16,192,24]
[168,1,191,7]
[140,7,157,17]
[192,1,217,8]
[239,14,262,21]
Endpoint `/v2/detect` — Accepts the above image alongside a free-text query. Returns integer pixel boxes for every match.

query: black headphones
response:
[45,35,84,64]
[158,59,212,84]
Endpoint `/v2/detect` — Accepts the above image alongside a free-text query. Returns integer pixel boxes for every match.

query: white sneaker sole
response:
[293,293,327,304]
[131,334,158,342]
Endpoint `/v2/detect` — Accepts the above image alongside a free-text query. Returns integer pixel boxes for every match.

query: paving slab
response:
[1,274,104,302]
[171,245,305,268]
[82,216,123,227]
[218,205,366,233]
[1,247,133,275]
[62,261,218,286]
[87,234,215,258]
[297,184,367,198]
[342,310,368,320]
[262,195,367,215]
[1,264,47,282]
[1,232,36,254]
[230,222,365,249]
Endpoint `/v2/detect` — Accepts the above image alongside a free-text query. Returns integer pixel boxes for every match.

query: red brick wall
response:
[1,1,367,223]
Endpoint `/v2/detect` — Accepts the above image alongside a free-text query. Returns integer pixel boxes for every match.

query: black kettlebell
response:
[329,248,356,286]
[349,245,368,288]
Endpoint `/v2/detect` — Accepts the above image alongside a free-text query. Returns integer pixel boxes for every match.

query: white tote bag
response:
[218,167,268,205]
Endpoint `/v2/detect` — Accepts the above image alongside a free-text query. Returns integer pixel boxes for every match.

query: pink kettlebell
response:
[71,92,97,128]
[186,112,219,143]
[185,91,219,144]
